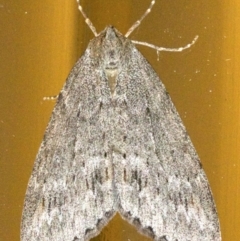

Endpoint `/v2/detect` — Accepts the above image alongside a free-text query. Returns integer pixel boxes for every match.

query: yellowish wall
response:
[0,1,239,240]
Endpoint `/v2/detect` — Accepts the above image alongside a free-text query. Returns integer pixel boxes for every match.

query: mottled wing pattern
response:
[21,26,220,241]
[21,47,116,241]
[114,44,221,241]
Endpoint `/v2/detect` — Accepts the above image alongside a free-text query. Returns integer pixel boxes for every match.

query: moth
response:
[21,1,221,240]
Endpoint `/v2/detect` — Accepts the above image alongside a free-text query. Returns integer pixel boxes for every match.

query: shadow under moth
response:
[21,0,221,240]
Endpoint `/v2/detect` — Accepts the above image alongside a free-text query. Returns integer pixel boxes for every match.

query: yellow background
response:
[0,0,239,240]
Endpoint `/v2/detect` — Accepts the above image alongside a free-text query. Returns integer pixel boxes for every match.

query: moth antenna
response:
[125,0,155,37]
[132,35,199,53]
[76,0,98,36]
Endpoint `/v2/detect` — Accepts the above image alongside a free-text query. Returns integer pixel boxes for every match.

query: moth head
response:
[100,27,126,71]
[93,26,128,94]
